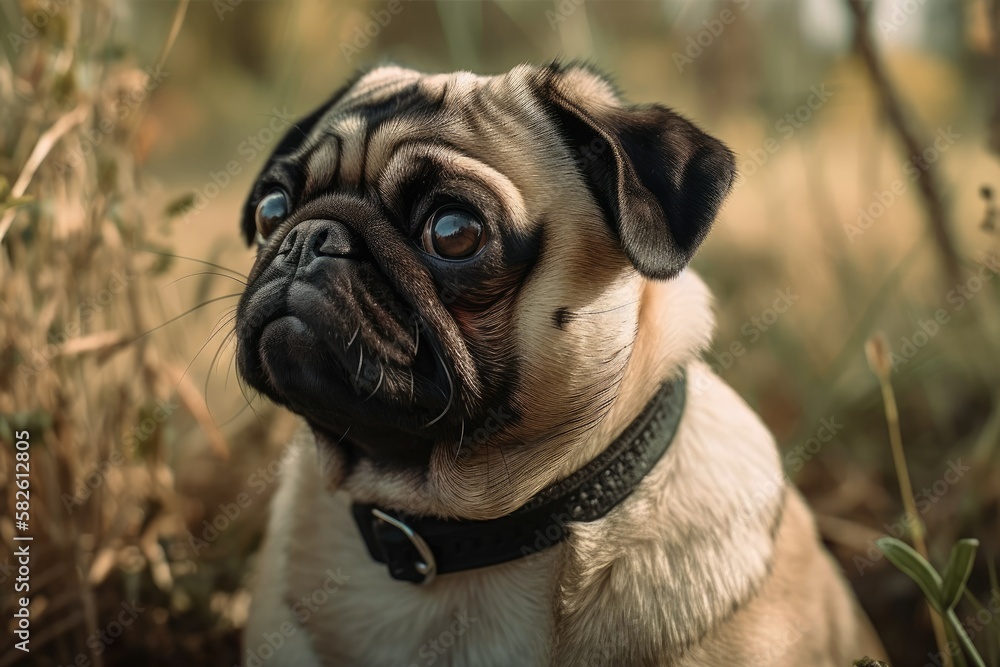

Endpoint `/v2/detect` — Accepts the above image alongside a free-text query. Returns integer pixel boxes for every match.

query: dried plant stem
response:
[75,541,105,667]
[876,372,952,667]
[164,361,230,460]
[989,0,1000,157]
[154,0,191,75]
[845,0,962,285]
[0,103,90,245]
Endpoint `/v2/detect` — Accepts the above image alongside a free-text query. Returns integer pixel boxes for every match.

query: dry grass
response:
[0,2,278,664]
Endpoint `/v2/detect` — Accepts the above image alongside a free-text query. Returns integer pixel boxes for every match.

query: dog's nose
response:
[278,219,363,267]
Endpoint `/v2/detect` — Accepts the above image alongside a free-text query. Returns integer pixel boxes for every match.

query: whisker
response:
[223,333,240,392]
[575,300,640,316]
[203,327,239,425]
[497,443,511,483]
[209,308,238,337]
[363,364,384,402]
[454,417,466,463]
[206,327,238,402]
[424,344,454,427]
[486,441,492,485]
[217,396,252,429]
[264,113,311,141]
[346,324,360,350]
[134,246,247,279]
[235,370,265,431]
[128,294,241,344]
[162,271,247,289]
[214,342,263,431]
[179,311,237,386]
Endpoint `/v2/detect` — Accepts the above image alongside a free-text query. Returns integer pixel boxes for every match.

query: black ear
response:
[539,66,736,279]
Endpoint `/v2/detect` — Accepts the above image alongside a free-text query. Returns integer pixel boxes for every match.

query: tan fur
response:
[243,65,885,666]
[313,66,655,520]
[246,272,885,666]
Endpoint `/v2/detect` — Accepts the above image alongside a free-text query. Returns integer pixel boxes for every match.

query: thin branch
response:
[989,0,1000,156]
[845,0,962,284]
[163,361,231,461]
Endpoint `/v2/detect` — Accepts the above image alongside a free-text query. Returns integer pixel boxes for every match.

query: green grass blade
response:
[948,619,971,667]
[877,536,945,613]
[942,540,980,611]
[947,608,988,667]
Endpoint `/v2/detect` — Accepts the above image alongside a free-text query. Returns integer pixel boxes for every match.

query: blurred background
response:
[1,0,999,664]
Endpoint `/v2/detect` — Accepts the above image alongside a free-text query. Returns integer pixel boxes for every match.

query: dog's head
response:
[235,64,734,508]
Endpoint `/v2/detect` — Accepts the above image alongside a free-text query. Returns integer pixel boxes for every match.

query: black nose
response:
[278,219,362,267]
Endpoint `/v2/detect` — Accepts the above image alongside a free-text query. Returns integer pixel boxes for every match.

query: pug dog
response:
[235,64,885,666]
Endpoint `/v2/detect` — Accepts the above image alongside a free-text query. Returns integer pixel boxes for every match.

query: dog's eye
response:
[422,207,485,260]
[255,190,290,243]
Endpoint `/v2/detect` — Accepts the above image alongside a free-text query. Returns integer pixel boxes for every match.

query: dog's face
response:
[235,64,734,484]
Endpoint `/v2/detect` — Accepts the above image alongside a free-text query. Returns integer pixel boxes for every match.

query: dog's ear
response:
[538,64,736,279]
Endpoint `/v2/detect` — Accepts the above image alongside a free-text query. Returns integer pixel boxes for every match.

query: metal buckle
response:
[371,508,437,585]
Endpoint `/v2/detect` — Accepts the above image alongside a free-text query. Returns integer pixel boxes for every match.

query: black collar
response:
[351,369,687,584]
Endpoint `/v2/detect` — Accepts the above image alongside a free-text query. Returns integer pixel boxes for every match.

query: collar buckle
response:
[350,370,687,584]
[369,508,437,584]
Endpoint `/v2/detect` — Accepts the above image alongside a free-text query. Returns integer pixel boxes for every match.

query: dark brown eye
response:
[255,190,290,243]
[422,207,485,259]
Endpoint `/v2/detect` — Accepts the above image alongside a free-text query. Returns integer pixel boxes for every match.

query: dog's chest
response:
[278,456,557,667]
